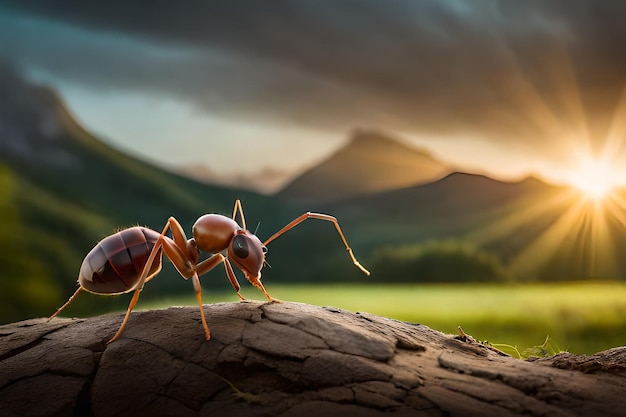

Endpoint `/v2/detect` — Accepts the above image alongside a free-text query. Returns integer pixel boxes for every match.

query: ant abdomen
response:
[78,226,163,295]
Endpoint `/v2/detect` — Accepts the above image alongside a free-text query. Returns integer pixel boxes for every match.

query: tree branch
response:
[1,301,625,417]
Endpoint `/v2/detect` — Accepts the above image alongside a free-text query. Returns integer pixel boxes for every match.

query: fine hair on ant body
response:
[48,200,370,343]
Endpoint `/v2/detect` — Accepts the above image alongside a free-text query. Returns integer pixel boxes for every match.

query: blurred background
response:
[1,0,626,355]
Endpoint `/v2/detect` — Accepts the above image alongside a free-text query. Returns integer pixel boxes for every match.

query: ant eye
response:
[261,246,268,254]
[231,235,249,259]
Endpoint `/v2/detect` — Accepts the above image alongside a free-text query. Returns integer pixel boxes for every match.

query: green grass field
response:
[138,281,626,356]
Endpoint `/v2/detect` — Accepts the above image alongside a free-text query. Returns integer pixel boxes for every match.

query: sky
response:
[2,0,626,191]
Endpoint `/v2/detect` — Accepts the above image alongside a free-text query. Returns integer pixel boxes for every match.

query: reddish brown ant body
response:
[49,200,370,343]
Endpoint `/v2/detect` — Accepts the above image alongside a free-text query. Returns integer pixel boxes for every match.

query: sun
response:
[566,157,618,201]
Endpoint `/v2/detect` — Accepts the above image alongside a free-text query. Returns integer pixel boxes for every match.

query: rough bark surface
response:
[1,301,625,417]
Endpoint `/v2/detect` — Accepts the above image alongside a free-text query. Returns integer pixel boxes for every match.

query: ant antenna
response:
[254,221,261,235]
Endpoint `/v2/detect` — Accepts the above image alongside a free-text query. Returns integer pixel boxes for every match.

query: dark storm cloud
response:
[2,0,626,148]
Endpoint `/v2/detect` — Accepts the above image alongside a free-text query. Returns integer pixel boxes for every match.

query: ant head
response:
[228,230,267,280]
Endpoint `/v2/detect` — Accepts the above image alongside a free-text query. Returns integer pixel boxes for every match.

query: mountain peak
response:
[278,129,450,204]
[347,128,434,159]
[0,65,78,168]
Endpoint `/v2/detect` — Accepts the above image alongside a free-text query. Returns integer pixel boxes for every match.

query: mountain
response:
[330,171,563,242]
[277,129,450,204]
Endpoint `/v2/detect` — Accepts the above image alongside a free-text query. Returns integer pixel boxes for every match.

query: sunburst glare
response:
[461,40,626,280]
[566,157,619,202]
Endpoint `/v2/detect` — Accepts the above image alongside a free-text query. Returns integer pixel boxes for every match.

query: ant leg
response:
[161,236,195,279]
[155,219,213,340]
[159,218,215,339]
[163,246,210,339]
[48,287,83,321]
[107,287,142,344]
[248,276,280,303]
[223,259,246,301]
[191,272,210,340]
[232,199,247,230]
[166,216,192,255]
[196,253,226,275]
[263,212,371,276]
[195,254,245,300]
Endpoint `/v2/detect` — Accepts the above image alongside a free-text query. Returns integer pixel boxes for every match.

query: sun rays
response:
[512,191,622,279]
[469,186,626,280]
[468,39,626,280]
[498,154,626,281]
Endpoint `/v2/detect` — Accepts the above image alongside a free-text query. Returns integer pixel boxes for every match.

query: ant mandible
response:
[48,200,370,343]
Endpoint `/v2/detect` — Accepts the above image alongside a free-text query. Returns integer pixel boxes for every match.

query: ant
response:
[48,200,370,343]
